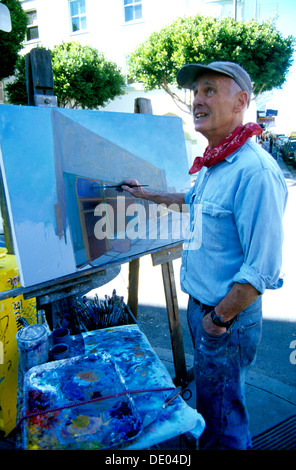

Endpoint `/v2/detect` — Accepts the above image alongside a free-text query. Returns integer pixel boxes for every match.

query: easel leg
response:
[161,260,188,386]
[127,258,140,320]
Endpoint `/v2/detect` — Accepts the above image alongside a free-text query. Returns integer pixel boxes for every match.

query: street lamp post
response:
[233,0,238,19]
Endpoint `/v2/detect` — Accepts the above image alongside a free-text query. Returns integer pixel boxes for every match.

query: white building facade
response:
[8,0,278,160]
[20,0,271,76]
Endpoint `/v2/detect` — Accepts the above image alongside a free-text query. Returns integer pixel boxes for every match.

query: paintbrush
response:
[141,386,183,430]
[74,290,129,331]
[162,386,183,408]
[16,316,30,330]
[103,183,149,192]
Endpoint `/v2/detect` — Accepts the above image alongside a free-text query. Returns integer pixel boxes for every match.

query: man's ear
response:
[235,91,249,112]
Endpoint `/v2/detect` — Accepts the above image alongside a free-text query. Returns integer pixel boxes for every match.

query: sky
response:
[264,0,296,133]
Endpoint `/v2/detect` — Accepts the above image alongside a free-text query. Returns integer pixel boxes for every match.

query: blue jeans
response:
[187,295,262,450]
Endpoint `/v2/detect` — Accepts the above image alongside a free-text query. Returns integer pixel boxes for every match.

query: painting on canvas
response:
[0,105,190,287]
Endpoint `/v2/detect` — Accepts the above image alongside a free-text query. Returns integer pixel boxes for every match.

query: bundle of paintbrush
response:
[74,289,133,331]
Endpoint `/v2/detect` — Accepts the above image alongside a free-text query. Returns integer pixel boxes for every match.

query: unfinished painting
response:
[0,105,190,287]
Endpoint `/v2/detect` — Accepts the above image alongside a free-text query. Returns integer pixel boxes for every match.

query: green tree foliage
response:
[51,42,125,108]
[128,15,295,112]
[6,42,126,109]
[4,54,27,104]
[0,0,28,80]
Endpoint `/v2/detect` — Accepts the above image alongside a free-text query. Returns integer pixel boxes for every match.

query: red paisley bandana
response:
[189,122,262,175]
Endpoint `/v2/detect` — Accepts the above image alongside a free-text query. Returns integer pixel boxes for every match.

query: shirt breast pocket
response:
[201,201,234,250]
[201,201,232,218]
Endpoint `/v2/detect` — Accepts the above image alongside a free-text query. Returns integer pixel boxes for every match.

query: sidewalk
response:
[154,346,296,443]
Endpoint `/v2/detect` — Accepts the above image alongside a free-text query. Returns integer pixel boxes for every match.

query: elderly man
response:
[123,62,287,450]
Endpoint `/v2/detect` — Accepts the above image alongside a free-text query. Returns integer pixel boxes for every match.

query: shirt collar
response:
[224,141,247,163]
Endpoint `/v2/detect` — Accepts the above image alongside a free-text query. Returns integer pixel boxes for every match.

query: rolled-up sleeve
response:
[233,168,288,293]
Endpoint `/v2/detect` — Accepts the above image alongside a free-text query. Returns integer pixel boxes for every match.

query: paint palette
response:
[21,352,142,450]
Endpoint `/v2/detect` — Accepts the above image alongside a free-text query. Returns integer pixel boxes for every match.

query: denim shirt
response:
[180,139,288,306]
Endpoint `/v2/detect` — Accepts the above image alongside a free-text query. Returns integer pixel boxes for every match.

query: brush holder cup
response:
[52,328,70,345]
[50,343,69,361]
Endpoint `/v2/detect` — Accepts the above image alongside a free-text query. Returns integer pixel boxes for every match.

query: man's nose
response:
[193,91,203,107]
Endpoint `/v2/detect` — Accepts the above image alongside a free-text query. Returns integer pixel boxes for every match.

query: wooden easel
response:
[25,48,57,107]
[0,53,189,386]
[151,245,188,386]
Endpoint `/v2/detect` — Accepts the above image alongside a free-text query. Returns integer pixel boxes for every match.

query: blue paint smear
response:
[21,325,204,450]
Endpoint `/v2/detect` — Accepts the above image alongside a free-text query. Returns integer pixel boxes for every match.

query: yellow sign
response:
[0,251,36,435]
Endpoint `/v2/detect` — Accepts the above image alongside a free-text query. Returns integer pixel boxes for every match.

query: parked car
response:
[291,144,296,168]
[279,136,289,153]
[282,139,296,163]
[287,140,296,166]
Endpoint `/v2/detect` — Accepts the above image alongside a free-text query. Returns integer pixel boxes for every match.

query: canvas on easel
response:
[0,105,190,287]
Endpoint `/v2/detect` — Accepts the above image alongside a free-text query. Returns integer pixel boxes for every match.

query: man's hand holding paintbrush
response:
[121,179,150,198]
[121,179,186,211]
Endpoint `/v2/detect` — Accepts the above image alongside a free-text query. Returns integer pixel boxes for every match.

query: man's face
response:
[192,72,243,147]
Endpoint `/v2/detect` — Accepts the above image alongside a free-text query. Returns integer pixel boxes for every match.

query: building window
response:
[69,0,87,33]
[26,10,39,41]
[124,0,142,23]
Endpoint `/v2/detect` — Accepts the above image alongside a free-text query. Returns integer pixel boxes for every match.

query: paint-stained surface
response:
[0,105,190,287]
[21,325,204,449]
[22,352,142,450]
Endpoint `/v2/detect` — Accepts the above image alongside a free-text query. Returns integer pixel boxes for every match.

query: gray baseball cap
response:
[177,61,252,104]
